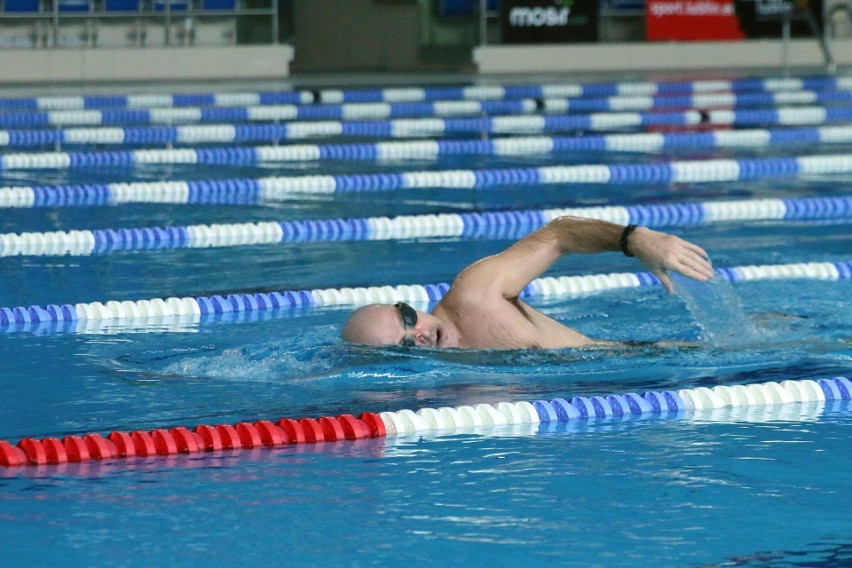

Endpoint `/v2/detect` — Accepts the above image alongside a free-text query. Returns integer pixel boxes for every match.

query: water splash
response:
[672,268,766,347]
[148,326,430,384]
[672,272,764,347]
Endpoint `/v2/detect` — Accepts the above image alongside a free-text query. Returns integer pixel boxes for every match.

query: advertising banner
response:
[501,0,598,43]
[647,0,824,40]
[646,0,745,40]
[734,0,823,37]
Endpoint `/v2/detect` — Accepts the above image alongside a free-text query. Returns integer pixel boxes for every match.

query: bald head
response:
[341,304,403,346]
[342,303,454,348]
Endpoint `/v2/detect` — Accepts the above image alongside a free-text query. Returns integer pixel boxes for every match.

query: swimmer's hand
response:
[628,227,714,294]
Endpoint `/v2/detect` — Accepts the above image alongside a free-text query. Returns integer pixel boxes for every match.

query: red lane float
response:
[278,419,305,444]
[0,411,383,468]
[215,424,241,450]
[235,423,262,448]
[195,425,223,451]
[19,438,47,465]
[299,418,324,443]
[255,420,287,446]
[0,440,25,466]
[85,433,117,459]
[359,412,386,437]
[151,429,178,456]
[64,436,90,462]
[131,431,157,457]
[170,427,200,454]
[108,432,135,458]
[42,437,68,464]
[338,414,369,440]
[318,417,343,442]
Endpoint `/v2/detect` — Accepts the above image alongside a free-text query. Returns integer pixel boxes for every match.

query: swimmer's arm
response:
[451,216,713,299]
[627,224,714,293]
[450,217,619,300]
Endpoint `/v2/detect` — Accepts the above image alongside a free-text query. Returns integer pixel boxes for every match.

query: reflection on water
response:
[717,540,852,568]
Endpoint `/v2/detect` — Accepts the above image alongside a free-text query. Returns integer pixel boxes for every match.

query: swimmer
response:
[341,216,714,349]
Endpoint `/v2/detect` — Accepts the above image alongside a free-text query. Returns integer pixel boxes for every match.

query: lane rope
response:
[0,195,849,257]
[0,260,848,332]
[4,152,852,209]
[2,76,851,112]
[2,91,851,144]
[3,103,852,135]
[2,87,852,133]
[6,124,852,171]
[1,375,848,468]
[1,107,705,131]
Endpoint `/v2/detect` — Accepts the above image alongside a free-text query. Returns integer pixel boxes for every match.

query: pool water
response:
[0,74,850,567]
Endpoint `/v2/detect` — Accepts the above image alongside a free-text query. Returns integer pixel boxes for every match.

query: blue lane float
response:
[3,88,852,136]
[1,76,852,111]
[315,76,852,103]
[4,101,852,134]
[1,195,849,257]
[6,124,852,171]
[540,88,852,113]
[4,152,852,208]
[0,260,848,333]
[0,106,701,130]
[381,375,852,439]
[0,91,314,112]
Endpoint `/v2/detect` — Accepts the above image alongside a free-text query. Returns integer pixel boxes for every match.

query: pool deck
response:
[1,44,294,86]
[0,38,850,86]
[473,39,852,74]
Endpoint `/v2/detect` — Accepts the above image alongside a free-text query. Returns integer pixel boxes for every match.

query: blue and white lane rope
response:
[1,195,849,257]
[0,91,314,112]
[2,76,852,111]
[0,101,541,128]
[381,376,852,439]
[4,153,852,209]
[0,260,848,330]
[540,89,852,112]
[393,377,852,437]
[4,88,852,133]
[0,107,705,130]
[5,125,852,171]
[3,103,852,133]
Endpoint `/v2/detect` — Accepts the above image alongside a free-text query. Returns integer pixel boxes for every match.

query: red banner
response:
[646,0,745,40]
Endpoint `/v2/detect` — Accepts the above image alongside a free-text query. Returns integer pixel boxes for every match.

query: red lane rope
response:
[0,412,385,468]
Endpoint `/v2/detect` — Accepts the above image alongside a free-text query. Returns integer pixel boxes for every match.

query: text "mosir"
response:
[509,6,570,27]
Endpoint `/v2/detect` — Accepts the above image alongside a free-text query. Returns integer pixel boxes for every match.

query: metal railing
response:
[779,0,836,74]
[0,0,278,48]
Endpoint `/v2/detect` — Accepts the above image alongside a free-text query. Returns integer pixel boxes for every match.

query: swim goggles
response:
[395,302,417,347]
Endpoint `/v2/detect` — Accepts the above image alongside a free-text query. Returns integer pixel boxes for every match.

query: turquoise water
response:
[0,76,850,567]
[3,412,851,567]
